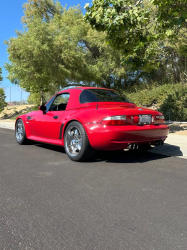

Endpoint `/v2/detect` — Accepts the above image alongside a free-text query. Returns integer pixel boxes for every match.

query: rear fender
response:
[61,118,90,145]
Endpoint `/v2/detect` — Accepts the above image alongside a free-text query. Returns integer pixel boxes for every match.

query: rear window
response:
[80,89,132,104]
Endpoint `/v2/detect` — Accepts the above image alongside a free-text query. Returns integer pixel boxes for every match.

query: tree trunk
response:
[40,90,44,106]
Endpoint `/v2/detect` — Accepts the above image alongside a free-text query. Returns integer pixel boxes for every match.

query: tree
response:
[153,0,187,83]
[85,0,187,50]
[152,0,187,33]
[85,1,157,64]
[0,67,7,112]
[0,67,2,82]
[5,0,133,105]
[5,0,66,105]
[85,0,187,85]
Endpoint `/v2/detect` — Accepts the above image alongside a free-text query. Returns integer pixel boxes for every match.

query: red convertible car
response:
[15,87,169,161]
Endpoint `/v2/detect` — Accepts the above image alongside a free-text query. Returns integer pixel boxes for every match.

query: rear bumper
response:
[84,123,169,150]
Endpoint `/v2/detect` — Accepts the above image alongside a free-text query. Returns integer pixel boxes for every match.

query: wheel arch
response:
[15,117,24,129]
[15,116,29,138]
[62,119,95,161]
[61,119,89,143]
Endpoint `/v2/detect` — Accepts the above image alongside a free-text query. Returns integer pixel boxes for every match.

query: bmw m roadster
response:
[15,87,169,161]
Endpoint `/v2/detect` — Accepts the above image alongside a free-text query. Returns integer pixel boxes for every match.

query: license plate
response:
[139,115,152,125]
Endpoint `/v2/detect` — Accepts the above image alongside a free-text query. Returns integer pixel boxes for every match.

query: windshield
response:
[80,89,132,104]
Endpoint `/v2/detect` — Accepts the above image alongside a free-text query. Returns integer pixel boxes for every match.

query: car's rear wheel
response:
[15,119,28,145]
[64,121,95,161]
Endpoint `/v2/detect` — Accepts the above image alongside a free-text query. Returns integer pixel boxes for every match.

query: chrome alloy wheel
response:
[16,122,24,142]
[65,126,82,157]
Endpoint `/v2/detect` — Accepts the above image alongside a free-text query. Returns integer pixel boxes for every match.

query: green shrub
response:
[0,88,7,112]
[126,83,187,121]
[126,83,186,107]
[159,87,187,121]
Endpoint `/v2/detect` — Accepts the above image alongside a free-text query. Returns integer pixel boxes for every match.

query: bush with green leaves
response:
[127,83,186,107]
[127,83,187,121]
[160,87,187,121]
[0,88,7,112]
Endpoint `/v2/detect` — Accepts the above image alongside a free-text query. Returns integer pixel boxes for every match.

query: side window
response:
[49,93,70,111]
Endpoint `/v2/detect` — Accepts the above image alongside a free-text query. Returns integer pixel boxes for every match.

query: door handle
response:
[53,116,59,119]
[27,116,33,120]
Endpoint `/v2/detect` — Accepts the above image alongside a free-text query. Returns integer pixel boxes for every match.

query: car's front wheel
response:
[15,119,28,145]
[64,121,95,161]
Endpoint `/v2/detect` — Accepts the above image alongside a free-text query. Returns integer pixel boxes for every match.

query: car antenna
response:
[96,103,98,110]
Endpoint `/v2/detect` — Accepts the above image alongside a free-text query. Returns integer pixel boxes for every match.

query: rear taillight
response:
[101,115,126,125]
[153,115,165,124]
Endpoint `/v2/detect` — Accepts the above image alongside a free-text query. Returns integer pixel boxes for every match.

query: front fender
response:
[15,114,31,138]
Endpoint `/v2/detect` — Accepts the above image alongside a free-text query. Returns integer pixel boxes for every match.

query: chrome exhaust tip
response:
[134,143,139,150]
[127,143,139,150]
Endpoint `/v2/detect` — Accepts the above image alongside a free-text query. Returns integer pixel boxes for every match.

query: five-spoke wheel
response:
[65,126,82,157]
[64,121,95,161]
[15,119,28,145]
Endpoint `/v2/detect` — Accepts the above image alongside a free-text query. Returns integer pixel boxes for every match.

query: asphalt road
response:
[1,128,187,250]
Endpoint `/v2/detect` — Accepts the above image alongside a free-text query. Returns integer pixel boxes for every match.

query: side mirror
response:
[39,105,46,113]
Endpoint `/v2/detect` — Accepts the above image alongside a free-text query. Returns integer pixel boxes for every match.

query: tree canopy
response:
[85,0,187,50]
[5,0,132,104]
[85,0,187,84]
[4,0,187,107]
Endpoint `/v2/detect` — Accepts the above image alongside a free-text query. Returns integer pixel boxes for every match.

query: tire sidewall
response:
[64,121,88,161]
[15,119,27,145]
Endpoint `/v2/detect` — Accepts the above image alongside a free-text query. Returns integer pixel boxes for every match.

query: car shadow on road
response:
[33,142,170,164]
[151,144,184,157]
[94,149,170,163]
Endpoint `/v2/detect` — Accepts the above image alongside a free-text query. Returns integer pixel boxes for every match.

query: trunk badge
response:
[138,108,143,110]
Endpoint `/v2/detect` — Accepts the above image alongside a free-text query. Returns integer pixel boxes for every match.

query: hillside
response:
[0,105,35,120]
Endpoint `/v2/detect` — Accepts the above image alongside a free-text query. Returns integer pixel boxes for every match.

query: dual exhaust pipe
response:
[127,140,164,150]
[127,143,139,150]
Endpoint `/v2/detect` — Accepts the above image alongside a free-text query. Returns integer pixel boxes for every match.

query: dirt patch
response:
[169,124,187,135]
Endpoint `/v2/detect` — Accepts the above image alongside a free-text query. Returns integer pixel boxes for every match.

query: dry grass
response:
[0,105,34,119]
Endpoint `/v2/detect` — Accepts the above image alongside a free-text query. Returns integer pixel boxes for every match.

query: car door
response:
[32,93,70,139]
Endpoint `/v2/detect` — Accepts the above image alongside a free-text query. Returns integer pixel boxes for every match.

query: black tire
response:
[64,121,95,162]
[15,119,29,145]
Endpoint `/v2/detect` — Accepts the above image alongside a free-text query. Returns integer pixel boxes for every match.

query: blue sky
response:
[0,0,92,102]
